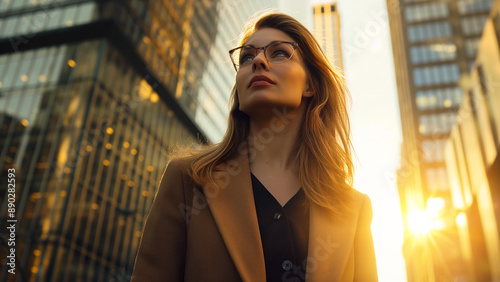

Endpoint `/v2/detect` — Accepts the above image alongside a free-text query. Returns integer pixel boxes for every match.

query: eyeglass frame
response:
[228,41,299,71]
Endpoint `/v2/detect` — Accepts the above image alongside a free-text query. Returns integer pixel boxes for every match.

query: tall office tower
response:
[313,3,343,69]
[444,0,500,280]
[386,0,494,281]
[0,0,272,281]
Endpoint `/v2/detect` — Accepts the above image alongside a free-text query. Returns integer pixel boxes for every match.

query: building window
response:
[0,2,97,39]
[405,2,448,23]
[461,15,489,35]
[464,38,481,57]
[407,21,452,43]
[410,42,457,64]
[419,113,457,135]
[413,64,460,86]
[457,0,493,14]
[422,139,447,163]
[416,87,463,110]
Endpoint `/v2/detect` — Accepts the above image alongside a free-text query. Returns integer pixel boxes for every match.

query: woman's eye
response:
[240,55,254,64]
[270,49,290,59]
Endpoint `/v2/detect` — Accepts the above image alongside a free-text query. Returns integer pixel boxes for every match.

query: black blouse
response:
[251,173,310,282]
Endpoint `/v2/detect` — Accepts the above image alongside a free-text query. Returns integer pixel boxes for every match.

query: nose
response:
[252,50,269,72]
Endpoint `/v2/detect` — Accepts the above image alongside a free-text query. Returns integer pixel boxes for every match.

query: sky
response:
[306,0,407,281]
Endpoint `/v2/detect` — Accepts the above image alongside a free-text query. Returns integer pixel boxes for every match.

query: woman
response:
[132,12,378,282]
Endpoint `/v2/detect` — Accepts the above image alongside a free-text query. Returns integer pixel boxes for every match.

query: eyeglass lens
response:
[233,42,295,70]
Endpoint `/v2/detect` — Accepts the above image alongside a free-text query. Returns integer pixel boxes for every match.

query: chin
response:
[240,101,301,117]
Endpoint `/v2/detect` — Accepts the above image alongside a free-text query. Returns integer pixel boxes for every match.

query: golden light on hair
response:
[176,12,355,214]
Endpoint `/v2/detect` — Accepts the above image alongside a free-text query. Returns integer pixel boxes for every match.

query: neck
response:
[246,105,305,173]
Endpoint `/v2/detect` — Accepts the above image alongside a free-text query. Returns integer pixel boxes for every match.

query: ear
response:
[303,83,314,98]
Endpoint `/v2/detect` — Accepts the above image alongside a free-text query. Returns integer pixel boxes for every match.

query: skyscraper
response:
[313,3,343,69]
[444,0,500,280]
[0,0,273,281]
[386,0,494,281]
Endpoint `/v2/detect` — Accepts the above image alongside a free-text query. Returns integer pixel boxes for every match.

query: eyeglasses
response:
[228,41,299,71]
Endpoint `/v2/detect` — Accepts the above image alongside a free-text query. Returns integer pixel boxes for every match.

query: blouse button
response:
[273,212,282,220]
[282,260,293,271]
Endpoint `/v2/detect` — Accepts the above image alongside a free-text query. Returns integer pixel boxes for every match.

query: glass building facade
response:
[0,0,273,281]
[386,0,494,281]
[444,1,500,280]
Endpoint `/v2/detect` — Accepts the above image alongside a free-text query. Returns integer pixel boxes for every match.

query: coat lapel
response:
[202,150,266,282]
[306,196,358,281]
[202,148,359,282]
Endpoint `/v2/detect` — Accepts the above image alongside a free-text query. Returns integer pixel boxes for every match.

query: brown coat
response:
[131,151,378,282]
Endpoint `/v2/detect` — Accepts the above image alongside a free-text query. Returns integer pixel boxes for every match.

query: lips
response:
[248,75,275,88]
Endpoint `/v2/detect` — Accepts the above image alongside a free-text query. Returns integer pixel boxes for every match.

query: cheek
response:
[235,73,246,94]
[285,69,308,93]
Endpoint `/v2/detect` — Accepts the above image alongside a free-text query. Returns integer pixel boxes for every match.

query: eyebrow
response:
[242,40,282,47]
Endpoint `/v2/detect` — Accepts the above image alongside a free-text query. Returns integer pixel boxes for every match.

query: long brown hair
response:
[173,12,354,213]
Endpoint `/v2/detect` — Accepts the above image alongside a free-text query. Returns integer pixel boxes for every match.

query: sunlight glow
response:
[456,212,467,227]
[408,210,433,235]
[427,197,445,211]
[407,203,445,236]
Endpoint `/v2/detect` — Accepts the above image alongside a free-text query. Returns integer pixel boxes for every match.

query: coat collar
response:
[203,149,358,282]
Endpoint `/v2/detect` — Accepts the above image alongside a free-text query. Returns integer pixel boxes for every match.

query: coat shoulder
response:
[166,156,193,174]
[348,188,371,209]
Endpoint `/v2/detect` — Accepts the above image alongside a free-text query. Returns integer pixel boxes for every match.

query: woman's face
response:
[236,28,311,117]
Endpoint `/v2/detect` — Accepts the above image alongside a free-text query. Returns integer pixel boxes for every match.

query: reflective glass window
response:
[465,38,481,57]
[413,64,460,86]
[407,21,452,43]
[405,2,449,23]
[457,0,493,14]
[422,139,447,162]
[461,15,489,35]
